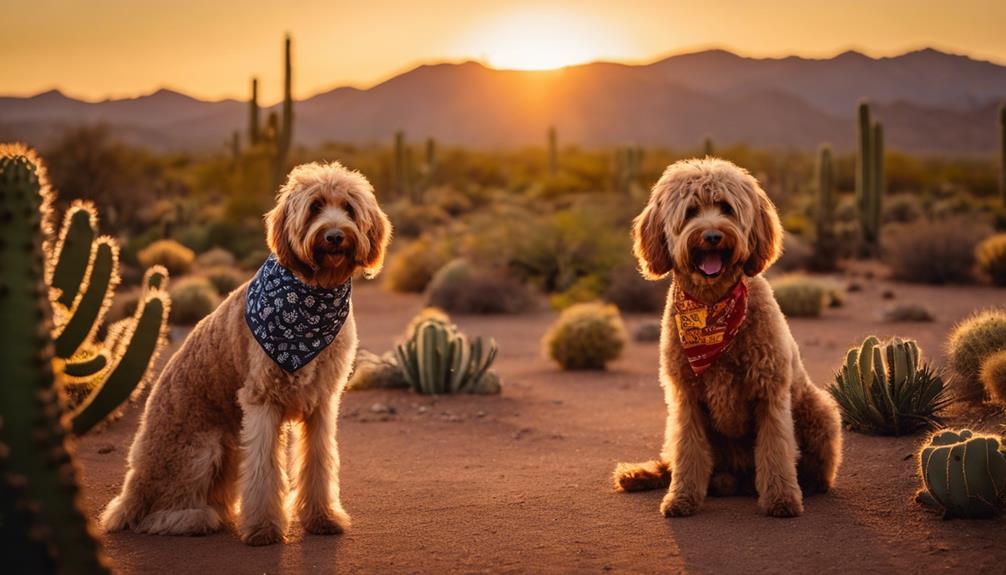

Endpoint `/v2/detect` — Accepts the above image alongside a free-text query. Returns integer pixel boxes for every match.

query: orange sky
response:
[3,0,1004,102]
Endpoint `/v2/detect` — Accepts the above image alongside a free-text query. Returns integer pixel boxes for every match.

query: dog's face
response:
[633,158,782,295]
[266,162,392,289]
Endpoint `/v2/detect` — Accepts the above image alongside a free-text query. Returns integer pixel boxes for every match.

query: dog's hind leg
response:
[293,395,351,535]
[612,460,671,492]
[793,382,843,495]
[238,400,289,546]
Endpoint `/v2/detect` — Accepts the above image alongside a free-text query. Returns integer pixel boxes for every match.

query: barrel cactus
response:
[946,309,1006,401]
[542,302,626,370]
[395,318,500,395]
[916,429,1006,518]
[828,336,951,435]
[0,144,111,573]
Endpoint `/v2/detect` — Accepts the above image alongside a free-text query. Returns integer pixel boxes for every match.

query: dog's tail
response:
[612,459,671,492]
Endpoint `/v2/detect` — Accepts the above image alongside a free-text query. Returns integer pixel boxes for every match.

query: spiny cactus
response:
[48,202,170,434]
[980,349,1006,404]
[395,318,499,395]
[419,137,437,193]
[547,126,558,176]
[828,336,950,436]
[812,144,837,271]
[542,302,626,370]
[0,145,111,574]
[916,429,1006,518]
[856,101,884,255]
[946,309,1006,401]
[975,233,1006,286]
[249,77,260,145]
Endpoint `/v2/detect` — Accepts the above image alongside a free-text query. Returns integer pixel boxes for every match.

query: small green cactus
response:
[946,309,1006,401]
[0,144,111,574]
[542,302,626,370]
[917,429,1006,518]
[395,317,499,395]
[980,349,1006,404]
[829,336,951,436]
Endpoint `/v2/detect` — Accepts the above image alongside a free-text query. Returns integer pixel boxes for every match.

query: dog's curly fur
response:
[612,158,842,518]
[101,162,391,545]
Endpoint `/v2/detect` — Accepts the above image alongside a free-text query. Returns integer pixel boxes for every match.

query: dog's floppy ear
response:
[632,198,673,279]
[265,196,315,279]
[360,199,392,279]
[743,183,783,277]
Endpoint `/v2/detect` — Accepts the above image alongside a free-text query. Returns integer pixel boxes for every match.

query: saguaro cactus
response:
[702,135,714,157]
[0,145,111,574]
[249,77,260,145]
[271,35,294,190]
[856,101,884,255]
[547,126,558,176]
[614,146,643,195]
[393,130,411,199]
[812,144,837,271]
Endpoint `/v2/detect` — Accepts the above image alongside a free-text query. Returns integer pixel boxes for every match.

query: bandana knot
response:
[245,254,351,373]
[673,280,748,377]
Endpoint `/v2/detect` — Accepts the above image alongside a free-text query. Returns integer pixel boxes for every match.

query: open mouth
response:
[692,248,732,278]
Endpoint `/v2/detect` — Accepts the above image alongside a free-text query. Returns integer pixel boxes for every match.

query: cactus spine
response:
[856,101,884,255]
[0,145,110,574]
[395,319,499,395]
[917,429,1006,518]
[812,144,837,271]
[249,77,260,145]
[547,126,558,176]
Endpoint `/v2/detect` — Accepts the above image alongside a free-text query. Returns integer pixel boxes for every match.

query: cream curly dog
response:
[102,162,391,545]
[613,158,842,518]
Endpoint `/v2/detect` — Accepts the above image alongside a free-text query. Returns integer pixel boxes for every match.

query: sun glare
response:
[474,11,615,71]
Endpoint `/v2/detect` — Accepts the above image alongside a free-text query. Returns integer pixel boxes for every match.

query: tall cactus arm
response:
[0,152,110,574]
[71,290,169,435]
[49,202,97,308]
[63,352,110,379]
[53,238,119,359]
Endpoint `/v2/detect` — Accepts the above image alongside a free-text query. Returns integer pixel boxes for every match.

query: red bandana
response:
[672,280,748,377]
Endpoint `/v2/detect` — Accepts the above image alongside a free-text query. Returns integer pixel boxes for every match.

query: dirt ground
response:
[75,276,1006,574]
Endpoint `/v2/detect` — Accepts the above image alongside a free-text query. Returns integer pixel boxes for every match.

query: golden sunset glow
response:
[470,11,622,71]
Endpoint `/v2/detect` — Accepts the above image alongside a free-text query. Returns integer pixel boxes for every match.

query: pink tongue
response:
[699,252,723,276]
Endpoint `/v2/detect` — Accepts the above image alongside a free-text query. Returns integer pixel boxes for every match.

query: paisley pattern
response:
[245,254,351,373]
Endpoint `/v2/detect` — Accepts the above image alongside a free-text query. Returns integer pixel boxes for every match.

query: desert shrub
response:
[200,266,247,296]
[975,233,1006,287]
[347,350,408,391]
[775,233,813,273]
[881,303,934,322]
[883,194,922,224]
[240,248,270,270]
[542,302,626,370]
[138,239,195,276]
[633,320,662,342]
[195,247,237,268]
[550,275,604,311]
[426,258,534,314]
[947,309,1006,401]
[829,336,950,435]
[384,236,453,293]
[771,275,826,318]
[605,266,668,313]
[386,202,450,239]
[168,276,220,325]
[884,219,987,284]
[980,350,1006,405]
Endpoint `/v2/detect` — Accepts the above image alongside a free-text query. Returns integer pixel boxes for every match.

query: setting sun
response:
[468,10,625,71]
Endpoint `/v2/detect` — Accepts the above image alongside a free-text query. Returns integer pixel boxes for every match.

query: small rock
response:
[882,289,895,300]
[417,405,428,414]
[97,445,115,455]
[476,410,487,418]
[370,402,396,415]
[847,281,863,292]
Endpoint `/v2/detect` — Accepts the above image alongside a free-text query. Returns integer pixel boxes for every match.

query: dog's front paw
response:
[302,508,351,535]
[660,491,702,517]
[240,522,286,546]
[760,490,804,518]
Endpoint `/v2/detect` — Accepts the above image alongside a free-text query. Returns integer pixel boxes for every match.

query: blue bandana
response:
[245,254,352,373]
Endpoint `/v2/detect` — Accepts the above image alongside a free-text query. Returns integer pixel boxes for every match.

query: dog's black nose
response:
[324,230,345,246]
[702,230,723,246]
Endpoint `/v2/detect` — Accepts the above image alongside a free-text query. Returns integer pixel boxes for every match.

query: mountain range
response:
[2,48,1005,155]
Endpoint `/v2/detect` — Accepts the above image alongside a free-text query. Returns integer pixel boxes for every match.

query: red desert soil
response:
[76,277,1006,574]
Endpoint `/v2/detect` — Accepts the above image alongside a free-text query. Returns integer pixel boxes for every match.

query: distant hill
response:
[2,48,1004,154]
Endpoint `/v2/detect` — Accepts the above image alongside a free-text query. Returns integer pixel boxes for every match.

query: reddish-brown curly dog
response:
[101,162,391,544]
[613,158,842,518]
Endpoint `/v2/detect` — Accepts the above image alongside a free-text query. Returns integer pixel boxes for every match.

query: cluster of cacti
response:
[0,145,111,574]
[828,336,950,436]
[547,126,558,176]
[947,309,1006,401]
[48,202,171,434]
[542,302,626,370]
[244,36,294,189]
[975,233,1006,286]
[916,429,1006,518]
[613,145,643,195]
[770,275,827,317]
[856,101,884,255]
[811,144,838,271]
[395,318,500,394]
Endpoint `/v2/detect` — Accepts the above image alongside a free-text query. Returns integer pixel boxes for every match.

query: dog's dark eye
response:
[717,202,733,216]
[344,203,355,220]
[310,200,323,215]
[685,206,699,220]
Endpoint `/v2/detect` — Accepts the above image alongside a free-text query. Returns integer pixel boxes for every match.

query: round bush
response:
[770,275,826,318]
[605,266,667,313]
[195,247,237,268]
[138,239,195,276]
[168,276,221,325]
[200,266,247,296]
[542,302,626,370]
[384,237,452,293]
[975,233,1006,287]
[980,350,1006,405]
[426,258,533,314]
[946,309,1006,401]
[884,219,987,284]
[881,303,934,322]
